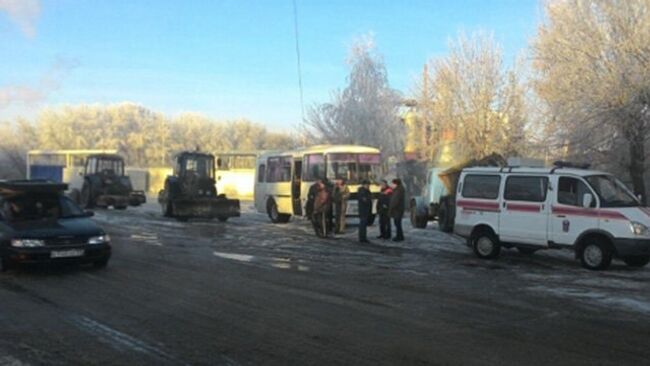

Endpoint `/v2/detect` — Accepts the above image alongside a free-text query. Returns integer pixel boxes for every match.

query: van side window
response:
[505,176,548,202]
[558,177,595,207]
[257,164,266,183]
[462,175,500,199]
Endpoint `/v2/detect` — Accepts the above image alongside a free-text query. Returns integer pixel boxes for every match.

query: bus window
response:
[266,156,292,183]
[303,154,324,181]
[327,153,357,181]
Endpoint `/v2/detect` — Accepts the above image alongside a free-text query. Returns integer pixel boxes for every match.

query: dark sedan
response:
[0,181,111,271]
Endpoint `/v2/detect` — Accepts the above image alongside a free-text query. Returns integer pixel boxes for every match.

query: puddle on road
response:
[213,252,254,262]
[130,232,163,246]
[213,251,309,272]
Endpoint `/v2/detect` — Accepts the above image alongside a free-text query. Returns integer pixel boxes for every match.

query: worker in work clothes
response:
[312,180,331,238]
[376,180,393,240]
[357,180,373,243]
[389,178,406,242]
[306,178,322,220]
[333,178,350,234]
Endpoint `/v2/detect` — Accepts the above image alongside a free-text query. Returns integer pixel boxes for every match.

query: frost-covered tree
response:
[533,0,650,203]
[305,35,404,156]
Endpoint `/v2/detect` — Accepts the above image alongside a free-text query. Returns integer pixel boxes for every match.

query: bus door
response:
[292,159,303,215]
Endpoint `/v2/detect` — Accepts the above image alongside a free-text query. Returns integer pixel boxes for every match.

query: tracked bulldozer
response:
[158,151,240,221]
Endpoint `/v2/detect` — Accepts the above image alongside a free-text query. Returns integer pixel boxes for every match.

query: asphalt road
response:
[1,202,649,366]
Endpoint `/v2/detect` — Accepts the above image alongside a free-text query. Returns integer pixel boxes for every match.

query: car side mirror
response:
[84,210,95,217]
[582,193,593,208]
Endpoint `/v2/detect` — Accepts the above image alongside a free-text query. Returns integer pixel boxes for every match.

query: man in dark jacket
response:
[357,180,372,243]
[389,178,405,242]
[376,180,392,240]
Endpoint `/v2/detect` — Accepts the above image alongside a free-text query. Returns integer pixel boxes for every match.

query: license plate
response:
[51,249,85,258]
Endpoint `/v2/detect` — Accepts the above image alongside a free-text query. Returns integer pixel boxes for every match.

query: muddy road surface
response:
[1,202,649,365]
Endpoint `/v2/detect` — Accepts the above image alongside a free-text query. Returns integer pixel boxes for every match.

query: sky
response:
[0,0,541,130]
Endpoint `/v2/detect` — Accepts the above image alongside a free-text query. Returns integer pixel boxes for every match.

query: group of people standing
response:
[305,178,406,243]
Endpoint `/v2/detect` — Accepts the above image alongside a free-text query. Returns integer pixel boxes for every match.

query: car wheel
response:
[623,255,650,268]
[217,216,228,222]
[579,237,613,270]
[471,230,501,259]
[517,247,538,255]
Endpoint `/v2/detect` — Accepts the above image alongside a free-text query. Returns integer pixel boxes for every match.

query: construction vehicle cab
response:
[75,154,146,209]
[158,151,240,221]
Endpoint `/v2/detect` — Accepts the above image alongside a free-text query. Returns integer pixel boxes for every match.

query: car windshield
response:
[326,153,381,184]
[1,194,86,222]
[585,175,639,208]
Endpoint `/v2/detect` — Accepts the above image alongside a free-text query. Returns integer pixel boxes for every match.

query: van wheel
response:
[267,199,290,224]
[471,230,500,259]
[579,237,612,270]
[438,197,454,233]
[623,255,650,268]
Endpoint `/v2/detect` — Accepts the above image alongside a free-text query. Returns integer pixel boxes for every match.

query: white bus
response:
[254,145,383,223]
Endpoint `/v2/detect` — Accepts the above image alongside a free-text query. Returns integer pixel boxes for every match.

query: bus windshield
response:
[326,153,381,184]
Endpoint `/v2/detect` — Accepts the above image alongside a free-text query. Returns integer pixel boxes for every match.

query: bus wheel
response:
[267,199,290,224]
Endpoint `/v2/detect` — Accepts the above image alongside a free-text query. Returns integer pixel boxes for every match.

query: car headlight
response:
[88,235,110,245]
[11,239,45,248]
[630,221,650,236]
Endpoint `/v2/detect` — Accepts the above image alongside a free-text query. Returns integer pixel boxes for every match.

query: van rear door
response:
[499,175,550,245]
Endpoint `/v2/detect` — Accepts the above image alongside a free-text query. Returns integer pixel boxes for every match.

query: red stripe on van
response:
[457,199,500,212]
[506,203,541,212]
[551,206,627,220]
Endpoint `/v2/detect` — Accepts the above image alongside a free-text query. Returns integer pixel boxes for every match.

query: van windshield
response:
[585,175,639,208]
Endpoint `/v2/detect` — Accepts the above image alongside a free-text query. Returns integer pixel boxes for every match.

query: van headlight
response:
[88,235,110,245]
[630,221,650,237]
[11,239,45,247]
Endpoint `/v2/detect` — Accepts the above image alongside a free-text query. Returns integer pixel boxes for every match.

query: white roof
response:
[257,144,380,159]
[463,166,609,177]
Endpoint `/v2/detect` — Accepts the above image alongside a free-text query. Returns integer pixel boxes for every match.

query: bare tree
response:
[532,0,650,203]
[416,31,528,163]
[305,35,404,156]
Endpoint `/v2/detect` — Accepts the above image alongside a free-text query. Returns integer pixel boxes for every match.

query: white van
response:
[454,164,650,270]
